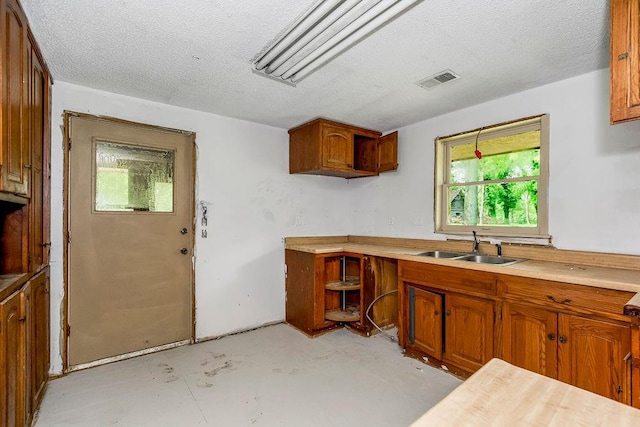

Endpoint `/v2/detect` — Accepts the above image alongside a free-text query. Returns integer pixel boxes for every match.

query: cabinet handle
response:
[434,310,440,315]
[19,317,26,322]
[617,386,623,394]
[558,336,567,344]
[618,52,629,60]
[547,295,571,304]
[346,163,353,168]
[547,333,555,341]
[445,310,451,316]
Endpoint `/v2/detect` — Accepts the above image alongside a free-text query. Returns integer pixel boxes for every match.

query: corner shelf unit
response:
[324,255,363,325]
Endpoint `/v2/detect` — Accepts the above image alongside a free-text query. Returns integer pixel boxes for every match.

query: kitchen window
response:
[435,114,549,238]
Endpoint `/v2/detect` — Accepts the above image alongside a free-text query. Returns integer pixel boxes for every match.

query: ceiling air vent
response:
[417,69,460,89]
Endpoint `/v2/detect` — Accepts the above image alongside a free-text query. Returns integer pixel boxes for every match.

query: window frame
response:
[434,114,549,238]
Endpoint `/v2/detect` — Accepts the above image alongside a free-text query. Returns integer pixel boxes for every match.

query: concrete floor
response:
[35,323,461,426]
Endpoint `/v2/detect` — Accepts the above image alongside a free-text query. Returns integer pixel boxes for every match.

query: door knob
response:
[180,228,188,235]
[180,248,188,255]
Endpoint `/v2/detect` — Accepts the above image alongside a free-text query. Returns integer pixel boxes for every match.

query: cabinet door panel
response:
[29,269,49,407]
[29,47,47,270]
[0,290,27,427]
[558,314,631,404]
[321,125,352,169]
[611,0,640,123]
[2,0,30,195]
[444,294,494,373]
[408,285,442,360]
[377,131,398,172]
[502,302,558,378]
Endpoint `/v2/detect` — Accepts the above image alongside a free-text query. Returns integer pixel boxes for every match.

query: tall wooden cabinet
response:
[0,0,51,424]
[611,0,640,124]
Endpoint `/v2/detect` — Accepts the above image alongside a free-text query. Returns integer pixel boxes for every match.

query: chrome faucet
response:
[472,231,480,254]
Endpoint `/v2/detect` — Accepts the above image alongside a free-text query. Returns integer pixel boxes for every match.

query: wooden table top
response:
[410,358,640,426]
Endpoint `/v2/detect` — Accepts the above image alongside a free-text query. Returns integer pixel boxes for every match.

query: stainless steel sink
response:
[456,254,521,266]
[415,251,465,258]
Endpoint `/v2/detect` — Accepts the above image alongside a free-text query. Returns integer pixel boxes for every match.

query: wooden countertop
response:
[285,242,640,293]
[410,358,640,426]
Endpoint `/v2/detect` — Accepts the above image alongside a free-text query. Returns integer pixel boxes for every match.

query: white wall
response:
[349,69,640,255]
[49,82,352,373]
[50,69,640,373]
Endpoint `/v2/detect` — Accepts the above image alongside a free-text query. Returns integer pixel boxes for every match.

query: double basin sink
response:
[414,250,523,266]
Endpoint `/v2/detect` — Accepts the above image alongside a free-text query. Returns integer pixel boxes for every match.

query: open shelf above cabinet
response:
[288,118,398,178]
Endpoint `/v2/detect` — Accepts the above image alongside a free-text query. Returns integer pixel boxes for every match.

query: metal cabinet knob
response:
[180,248,188,255]
[547,333,555,341]
[558,336,567,344]
[180,228,188,235]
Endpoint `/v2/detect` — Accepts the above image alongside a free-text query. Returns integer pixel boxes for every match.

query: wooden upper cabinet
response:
[557,314,631,404]
[28,41,49,270]
[611,0,640,124]
[289,118,398,178]
[1,0,30,197]
[502,302,558,378]
[378,131,398,172]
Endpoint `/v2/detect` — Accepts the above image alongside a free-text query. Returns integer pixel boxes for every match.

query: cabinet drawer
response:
[399,261,496,296]
[500,275,634,316]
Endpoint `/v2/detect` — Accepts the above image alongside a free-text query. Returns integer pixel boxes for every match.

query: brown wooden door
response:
[321,125,353,170]
[408,285,443,360]
[444,294,494,373]
[28,268,48,408]
[502,302,558,378]
[377,131,398,172]
[557,314,631,403]
[0,289,27,427]
[1,0,30,196]
[611,0,640,123]
[68,115,194,368]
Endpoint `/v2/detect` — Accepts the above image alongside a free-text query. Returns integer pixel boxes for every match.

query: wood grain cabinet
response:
[285,250,397,336]
[0,268,49,427]
[1,0,31,197]
[288,118,398,178]
[0,0,51,423]
[500,276,634,404]
[399,261,496,375]
[611,0,640,124]
[0,288,26,427]
[443,294,494,373]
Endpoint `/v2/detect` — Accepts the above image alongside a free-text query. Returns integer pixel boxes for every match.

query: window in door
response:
[94,141,175,213]
[435,114,549,238]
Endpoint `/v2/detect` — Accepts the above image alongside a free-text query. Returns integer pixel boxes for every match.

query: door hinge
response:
[67,324,71,337]
[67,137,72,151]
[67,232,71,244]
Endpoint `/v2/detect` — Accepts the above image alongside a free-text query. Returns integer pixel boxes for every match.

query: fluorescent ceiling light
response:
[253,0,422,84]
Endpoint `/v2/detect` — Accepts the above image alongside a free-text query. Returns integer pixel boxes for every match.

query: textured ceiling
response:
[22,0,609,132]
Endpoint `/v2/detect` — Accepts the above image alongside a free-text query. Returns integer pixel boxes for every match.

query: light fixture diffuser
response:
[253,0,422,84]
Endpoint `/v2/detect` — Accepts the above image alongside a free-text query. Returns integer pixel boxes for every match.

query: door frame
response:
[61,111,197,373]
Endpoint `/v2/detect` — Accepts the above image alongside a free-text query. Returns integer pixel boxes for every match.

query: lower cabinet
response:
[0,267,49,426]
[503,301,631,404]
[405,284,494,374]
[407,286,442,359]
[0,288,26,427]
[444,294,494,373]
[285,250,398,337]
